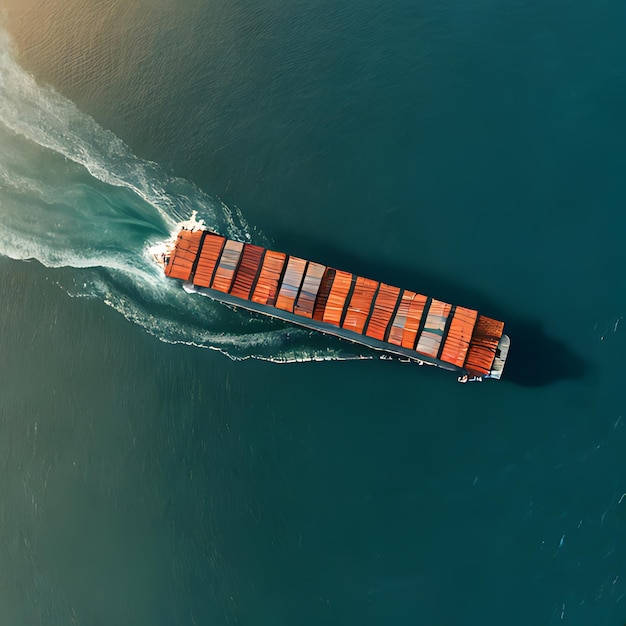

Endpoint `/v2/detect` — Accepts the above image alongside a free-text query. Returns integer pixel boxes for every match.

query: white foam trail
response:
[0,24,375,365]
[0,27,173,229]
[0,25,255,241]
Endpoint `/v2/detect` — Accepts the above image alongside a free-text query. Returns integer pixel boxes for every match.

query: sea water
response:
[0,1,625,624]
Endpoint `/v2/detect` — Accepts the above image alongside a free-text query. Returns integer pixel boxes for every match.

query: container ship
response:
[154,221,510,382]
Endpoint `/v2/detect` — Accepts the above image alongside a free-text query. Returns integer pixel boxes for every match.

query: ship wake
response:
[0,26,374,365]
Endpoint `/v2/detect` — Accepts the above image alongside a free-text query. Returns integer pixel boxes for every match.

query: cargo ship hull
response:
[157,223,510,382]
[183,281,459,371]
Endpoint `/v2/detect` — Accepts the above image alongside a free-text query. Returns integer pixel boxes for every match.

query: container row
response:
[164,230,204,280]
[167,230,504,372]
[463,316,505,375]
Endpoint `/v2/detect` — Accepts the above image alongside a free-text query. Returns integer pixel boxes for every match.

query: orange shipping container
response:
[342,277,378,334]
[193,233,226,288]
[251,251,287,305]
[165,230,203,280]
[463,315,504,375]
[276,257,308,313]
[212,240,244,293]
[415,298,451,358]
[322,270,353,326]
[440,307,478,368]
[312,269,336,321]
[365,284,401,341]
[295,262,326,319]
[230,244,265,300]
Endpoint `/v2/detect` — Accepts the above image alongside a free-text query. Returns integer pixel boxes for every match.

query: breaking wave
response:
[0,26,375,364]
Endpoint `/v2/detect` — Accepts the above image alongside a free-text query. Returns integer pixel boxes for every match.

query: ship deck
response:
[162,227,510,381]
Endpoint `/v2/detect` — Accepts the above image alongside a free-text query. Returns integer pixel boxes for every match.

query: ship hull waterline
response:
[182,281,459,371]
[158,223,511,383]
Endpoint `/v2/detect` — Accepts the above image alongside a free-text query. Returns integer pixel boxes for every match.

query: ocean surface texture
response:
[1,1,625,624]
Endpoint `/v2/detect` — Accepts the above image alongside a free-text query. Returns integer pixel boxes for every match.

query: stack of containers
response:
[342,277,378,334]
[192,233,226,288]
[276,257,308,312]
[312,269,336,321]
[294,263,326,318]
[165,230,204,280]
[388,290,422,347]
[365,284,401,341]
[322,271,353,326]
[165,229,506,375]
[212,240,244,293]
[251,251,286,306]
[415,299,452,358]
[464,316,504,375]
[398,292,428,350]
[230,244,265,299]
[439,306,478,367]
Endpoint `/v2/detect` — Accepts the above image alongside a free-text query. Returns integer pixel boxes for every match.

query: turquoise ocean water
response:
[0,1,625,624]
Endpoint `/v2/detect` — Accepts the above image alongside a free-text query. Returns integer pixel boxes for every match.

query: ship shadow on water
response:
[273,230,591,388]
[493,318,590,387]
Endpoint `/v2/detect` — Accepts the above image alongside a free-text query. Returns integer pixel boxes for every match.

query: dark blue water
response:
[1,1,625,624]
